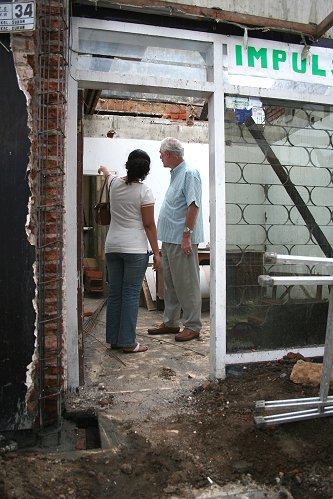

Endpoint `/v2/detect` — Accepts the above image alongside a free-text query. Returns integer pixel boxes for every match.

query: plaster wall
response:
[83,136,211,246]
[84,115,209,143]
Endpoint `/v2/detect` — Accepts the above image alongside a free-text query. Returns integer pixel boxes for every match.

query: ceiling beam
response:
[315,10,333,39]
[95,98,203,119]
[199,101,208,121]
[84,89,102,115]
[100,0,318,37]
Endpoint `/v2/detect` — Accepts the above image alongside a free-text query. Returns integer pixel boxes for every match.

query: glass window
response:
[225,97,333,352]
[78,28,213,82]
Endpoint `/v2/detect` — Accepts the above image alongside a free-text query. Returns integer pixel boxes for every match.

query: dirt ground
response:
[1,300,333,499]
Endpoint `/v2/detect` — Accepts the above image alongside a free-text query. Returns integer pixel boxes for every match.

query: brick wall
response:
[11,0,68,430]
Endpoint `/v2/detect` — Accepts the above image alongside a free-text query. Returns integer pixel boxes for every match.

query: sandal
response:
[123,343,148,354]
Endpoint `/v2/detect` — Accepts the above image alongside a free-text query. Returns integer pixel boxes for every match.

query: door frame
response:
[65,18,226,387]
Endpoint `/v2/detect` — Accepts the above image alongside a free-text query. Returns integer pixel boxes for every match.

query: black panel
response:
[0,36,36,430]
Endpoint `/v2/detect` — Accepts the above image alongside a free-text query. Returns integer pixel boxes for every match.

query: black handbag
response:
[93,177,113,226]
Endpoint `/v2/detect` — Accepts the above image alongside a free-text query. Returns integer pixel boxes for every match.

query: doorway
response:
[66,18,225,387]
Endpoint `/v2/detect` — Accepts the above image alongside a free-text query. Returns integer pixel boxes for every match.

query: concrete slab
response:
[81,296,210,425]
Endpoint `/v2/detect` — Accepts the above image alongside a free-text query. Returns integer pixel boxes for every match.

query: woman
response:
[98,149,161,353]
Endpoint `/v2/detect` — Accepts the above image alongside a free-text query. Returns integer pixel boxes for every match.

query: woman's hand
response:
[152,254,161,271]
[98,165,110,177]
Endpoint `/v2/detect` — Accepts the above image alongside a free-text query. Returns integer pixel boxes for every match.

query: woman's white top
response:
[105,176,155,254]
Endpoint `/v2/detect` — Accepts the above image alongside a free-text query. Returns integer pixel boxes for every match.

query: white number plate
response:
[0,2,35,32]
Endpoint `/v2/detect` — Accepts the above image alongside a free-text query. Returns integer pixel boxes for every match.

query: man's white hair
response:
[160,137,184,158]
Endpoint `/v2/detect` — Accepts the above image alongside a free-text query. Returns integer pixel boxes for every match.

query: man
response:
[148,137,204,342]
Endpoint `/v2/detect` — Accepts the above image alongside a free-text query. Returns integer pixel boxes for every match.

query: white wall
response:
[83,137,210,246]
[84,109,333,259]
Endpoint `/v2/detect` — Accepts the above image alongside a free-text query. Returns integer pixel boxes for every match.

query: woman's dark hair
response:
[125,149,151,184]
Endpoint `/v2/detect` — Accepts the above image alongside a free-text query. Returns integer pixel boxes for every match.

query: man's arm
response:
[181,202,198,255]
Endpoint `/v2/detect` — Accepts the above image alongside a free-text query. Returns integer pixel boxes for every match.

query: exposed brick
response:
[43,327,60,337]
[11,0,69,431]
[43,304,63,314]
[40,106,65,122]
[75,429,87,451]
[44,263,60,273]
[44,337,59,350]
[40,80,65,94]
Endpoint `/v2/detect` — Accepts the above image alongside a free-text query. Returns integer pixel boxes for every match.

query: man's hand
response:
[181,233,192,256]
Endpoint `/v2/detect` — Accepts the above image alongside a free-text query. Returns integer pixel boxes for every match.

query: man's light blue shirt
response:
[157,161,204,244]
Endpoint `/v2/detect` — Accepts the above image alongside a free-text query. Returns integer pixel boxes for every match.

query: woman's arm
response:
[141,205,161,270]
[98,165,110,178]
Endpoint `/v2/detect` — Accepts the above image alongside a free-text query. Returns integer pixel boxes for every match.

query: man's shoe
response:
[175,328,200,342]
[148,323,180,335]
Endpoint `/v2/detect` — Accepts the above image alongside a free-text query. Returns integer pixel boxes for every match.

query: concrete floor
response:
[79,295,211,426]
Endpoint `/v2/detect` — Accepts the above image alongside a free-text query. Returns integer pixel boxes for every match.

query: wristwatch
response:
[183,226,193,234]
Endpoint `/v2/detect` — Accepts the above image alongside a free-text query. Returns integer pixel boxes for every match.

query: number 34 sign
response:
[0,2,35,32]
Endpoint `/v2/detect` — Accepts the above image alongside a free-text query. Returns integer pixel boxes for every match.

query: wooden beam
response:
[142,277,156,311]
[316,10,333,39]
[95,98,203,119]
[246,117,333,258]
[199,101,208,121]
[107,0,317,37]
[84,89,102,115]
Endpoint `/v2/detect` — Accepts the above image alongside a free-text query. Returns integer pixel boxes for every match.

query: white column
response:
[208,40,226,379]
[64,55,80,389]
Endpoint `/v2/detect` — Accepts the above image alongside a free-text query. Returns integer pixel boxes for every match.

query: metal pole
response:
[265,252,333,267]
[319,286,333,405]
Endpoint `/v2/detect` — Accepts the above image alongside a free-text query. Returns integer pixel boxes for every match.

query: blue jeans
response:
[105,252,149,347]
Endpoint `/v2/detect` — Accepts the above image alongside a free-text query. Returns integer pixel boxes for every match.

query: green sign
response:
[228,36,333,86]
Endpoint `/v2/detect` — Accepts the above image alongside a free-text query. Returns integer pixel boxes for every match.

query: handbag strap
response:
[98,177,108,204]
[98,176,115,203]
